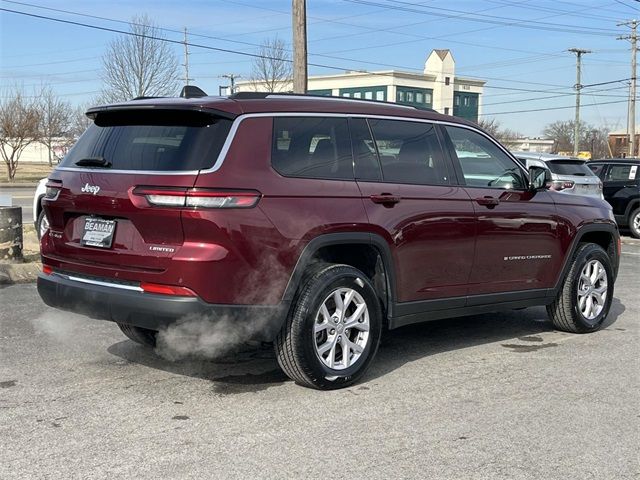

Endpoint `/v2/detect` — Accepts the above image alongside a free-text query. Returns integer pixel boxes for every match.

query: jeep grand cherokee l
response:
[37,91,620,390]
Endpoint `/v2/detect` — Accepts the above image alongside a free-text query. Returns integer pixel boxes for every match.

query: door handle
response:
[370,194,401,206]
[475,196,500,208]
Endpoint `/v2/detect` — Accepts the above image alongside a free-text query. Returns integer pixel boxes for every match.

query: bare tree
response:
[0,87,41,181]
[69,103,94,140]
[477,118,501,138]
[100,14,179,102]
[37,85,72,165]
[477,117,522,147]
[250,37,292,92]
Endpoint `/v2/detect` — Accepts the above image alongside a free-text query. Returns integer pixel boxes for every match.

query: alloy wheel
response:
[313,288,370,370]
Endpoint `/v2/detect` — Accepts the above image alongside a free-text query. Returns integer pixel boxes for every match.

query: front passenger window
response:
[444,126,526,189]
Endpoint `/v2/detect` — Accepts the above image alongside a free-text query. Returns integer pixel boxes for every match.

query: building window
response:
[354,92,361,98]
[444,107,450,115]
[406,92,413,102]
[464,97,470,107]
[445,77,450,86]
[397,91,405,102]
[454,96,460,106]
[365,91,373,100]
[376,91,384,101]
[416,92,423,103]
[342,93,350,97]
[425,93,432,104]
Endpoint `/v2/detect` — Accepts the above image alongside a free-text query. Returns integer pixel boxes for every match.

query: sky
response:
[0,0,638,136]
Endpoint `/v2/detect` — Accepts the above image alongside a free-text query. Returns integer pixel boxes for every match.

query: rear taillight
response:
[44,180,62,200]
[550,180,575,191]
[132,187,261,209]
[140,282,196,296]
[42,265,53,275]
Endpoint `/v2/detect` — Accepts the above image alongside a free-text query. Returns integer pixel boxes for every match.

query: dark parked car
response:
[37,90,620,389]
[588,158,640,238]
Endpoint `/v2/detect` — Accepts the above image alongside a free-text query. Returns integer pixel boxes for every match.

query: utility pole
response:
[221,74,240,95]
[569,48,591,157]
[182,27,194,85]
[292,0,307,93]
[618,20,638,157]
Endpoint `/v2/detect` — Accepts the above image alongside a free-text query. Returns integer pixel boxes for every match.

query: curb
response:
[0,261,41,285]
[0,183,39,189]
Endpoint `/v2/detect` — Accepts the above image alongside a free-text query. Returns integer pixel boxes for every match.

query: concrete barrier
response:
[0,206,23,260]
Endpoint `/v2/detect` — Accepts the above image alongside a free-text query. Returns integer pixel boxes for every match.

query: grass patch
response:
[4,163,55,184]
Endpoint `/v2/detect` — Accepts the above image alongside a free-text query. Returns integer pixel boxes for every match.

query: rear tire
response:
[546,243,614,333]
[36,209,49,240]
[117,323,157,347]
[275,263,383,390]
[629,208,640,239]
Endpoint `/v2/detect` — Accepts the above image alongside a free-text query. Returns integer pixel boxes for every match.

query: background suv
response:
[588,158,640,238]
[513,152,603,199]
[37,92,620,389]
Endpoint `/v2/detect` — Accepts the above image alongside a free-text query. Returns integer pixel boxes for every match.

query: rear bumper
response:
[37,272,285,341]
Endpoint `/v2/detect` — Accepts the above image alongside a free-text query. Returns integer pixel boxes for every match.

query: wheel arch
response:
[282,233,397,321]
[624,197,640,221]
[553,222,620,294]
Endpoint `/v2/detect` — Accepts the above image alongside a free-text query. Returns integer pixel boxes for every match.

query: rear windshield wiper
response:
[75,157,112,168]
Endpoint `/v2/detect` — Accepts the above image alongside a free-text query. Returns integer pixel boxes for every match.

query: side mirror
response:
[525,159,551,191]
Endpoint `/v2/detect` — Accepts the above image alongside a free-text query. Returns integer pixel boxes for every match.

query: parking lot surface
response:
[1,240,638,479]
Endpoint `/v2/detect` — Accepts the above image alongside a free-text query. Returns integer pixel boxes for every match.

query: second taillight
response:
[132,187,261,209]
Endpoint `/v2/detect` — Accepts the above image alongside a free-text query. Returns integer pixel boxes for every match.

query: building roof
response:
[433,49,451,61]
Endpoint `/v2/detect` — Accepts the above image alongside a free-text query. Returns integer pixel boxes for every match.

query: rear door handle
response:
[475,196,500,208]
[370,194,401,206]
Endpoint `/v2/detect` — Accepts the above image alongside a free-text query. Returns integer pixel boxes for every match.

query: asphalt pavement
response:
[1,242,638,479]
[0,186,37,224]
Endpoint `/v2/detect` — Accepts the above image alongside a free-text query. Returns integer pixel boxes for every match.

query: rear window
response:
[60,110,232,171]
[546,160,594,176]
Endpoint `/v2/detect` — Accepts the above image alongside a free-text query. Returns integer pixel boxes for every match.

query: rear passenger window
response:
[272,117,353,180]
[350,118,382,181]
[606,164,637,181]
[367,119,450,185]
[444,126,526,189]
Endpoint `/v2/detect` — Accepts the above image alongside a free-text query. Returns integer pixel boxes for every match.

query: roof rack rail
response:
[229,91,435,111]
[180,85,207,99]
[132,96,163,101]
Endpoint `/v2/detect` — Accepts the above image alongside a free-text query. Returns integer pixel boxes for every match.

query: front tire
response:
[117,323,157,347]
[275,264,383,390]
[629,208,640,239]
[547,243,614,333]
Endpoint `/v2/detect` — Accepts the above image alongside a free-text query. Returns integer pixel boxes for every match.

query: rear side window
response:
[606,164,638,181]
[367,119,450,185]
[60,110,232,171]
[444,126,526,189]
[271,117,353,180]
[547,160,594,176]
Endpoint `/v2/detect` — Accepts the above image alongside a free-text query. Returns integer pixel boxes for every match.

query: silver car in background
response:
[513,152,604,199]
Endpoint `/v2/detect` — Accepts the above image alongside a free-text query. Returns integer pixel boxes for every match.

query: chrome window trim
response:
[55,112,527,177]
[56,273,144,292]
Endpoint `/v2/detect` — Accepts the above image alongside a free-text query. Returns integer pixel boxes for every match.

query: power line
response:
[342,0,624,36]
[480,99,628,116]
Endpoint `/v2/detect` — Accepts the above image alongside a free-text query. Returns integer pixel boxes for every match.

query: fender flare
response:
[551,222,620,295]
[281,232,397,318]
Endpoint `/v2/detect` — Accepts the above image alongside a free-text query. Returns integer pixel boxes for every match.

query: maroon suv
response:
[38,91,620,389]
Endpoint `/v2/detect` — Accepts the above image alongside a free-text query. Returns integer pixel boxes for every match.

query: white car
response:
[513,152,604,199]
[33,177,48,239]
